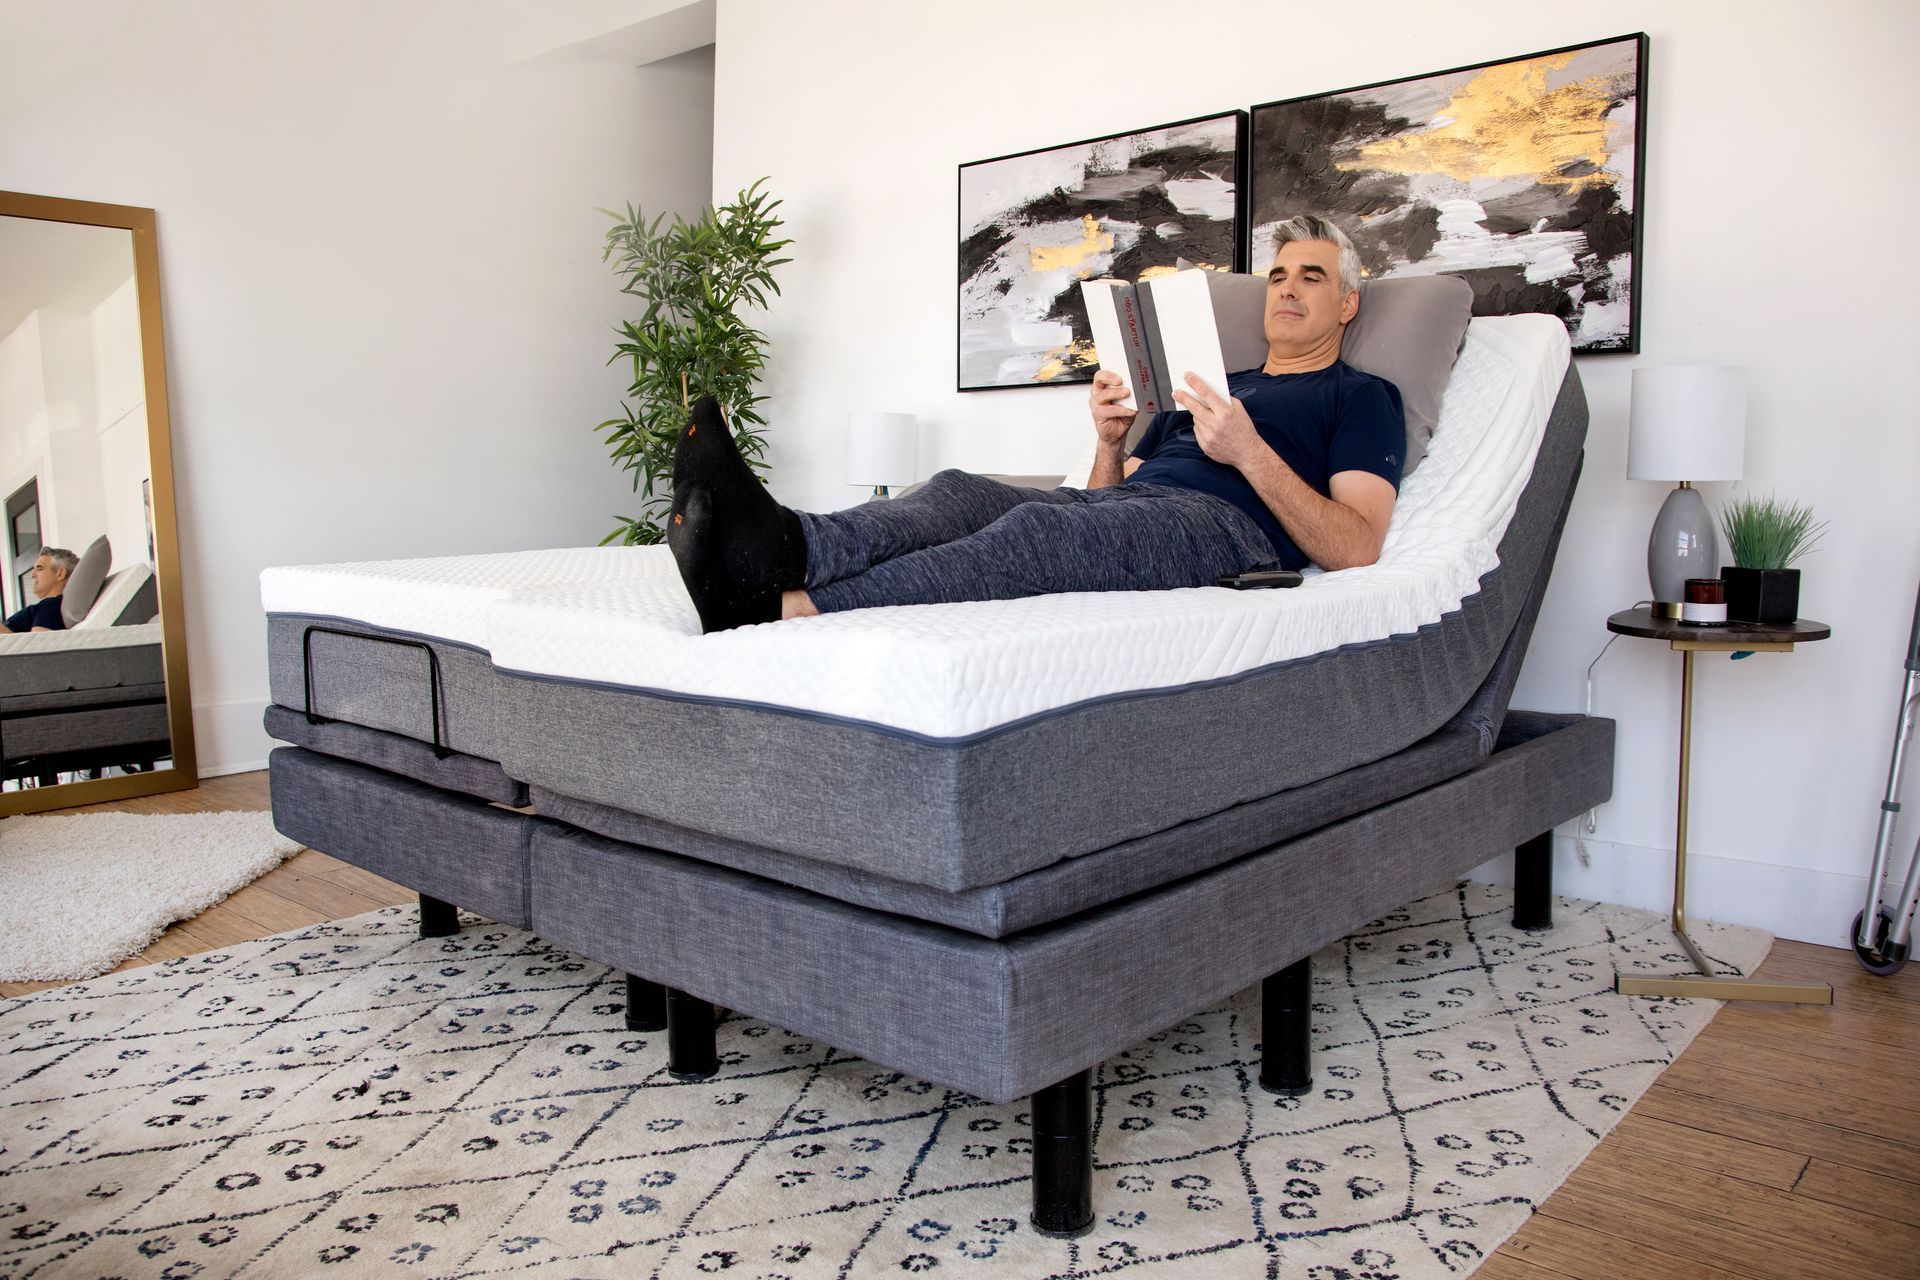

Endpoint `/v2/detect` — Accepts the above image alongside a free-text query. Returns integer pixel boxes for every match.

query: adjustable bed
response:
[1,563,169,781]
[264,313,1613,1235]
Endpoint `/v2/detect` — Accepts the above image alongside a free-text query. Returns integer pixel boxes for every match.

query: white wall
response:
[0,307,140,583]
[0,316,51,500]
[1,281,153,610]
[712,0,1920,944]
[92,277,154,573]
[0,316,52,613]
[91,275,145,430]
[35,309,112,560]
[0,0,716,773]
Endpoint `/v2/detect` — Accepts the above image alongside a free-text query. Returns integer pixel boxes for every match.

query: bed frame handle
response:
[301,624,452,759]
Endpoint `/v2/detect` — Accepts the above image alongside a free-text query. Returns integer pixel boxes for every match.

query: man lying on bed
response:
[4,548,75,633]
[668,214,1405,634]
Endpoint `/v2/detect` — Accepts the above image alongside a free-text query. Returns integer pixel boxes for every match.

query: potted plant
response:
[1718,492,1826,624]
[596,178,792,545]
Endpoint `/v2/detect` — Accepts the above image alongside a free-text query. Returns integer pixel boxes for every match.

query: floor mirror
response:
[0,191,196,813]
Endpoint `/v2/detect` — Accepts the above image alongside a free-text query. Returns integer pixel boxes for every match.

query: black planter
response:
[1722,566,1800,624]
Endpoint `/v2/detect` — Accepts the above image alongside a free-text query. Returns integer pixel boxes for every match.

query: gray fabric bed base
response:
[0,643,164,703]
[269,747,536,929]
[495,368,1589,894]
[266,615,501,761]
[0,681,166,717]
[3,699,170,761]
[264,709,1613,1103]
[529,709,1614,1104]
[531,724,1484,938]
[263,704,528,807]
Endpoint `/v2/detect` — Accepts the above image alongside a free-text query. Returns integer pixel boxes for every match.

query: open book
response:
[1079,268,1268,414]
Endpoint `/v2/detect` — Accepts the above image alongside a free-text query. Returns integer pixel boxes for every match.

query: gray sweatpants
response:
[799,470,1277,613]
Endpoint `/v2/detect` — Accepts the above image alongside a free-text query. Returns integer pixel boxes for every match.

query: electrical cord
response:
[1569,600,1653,866]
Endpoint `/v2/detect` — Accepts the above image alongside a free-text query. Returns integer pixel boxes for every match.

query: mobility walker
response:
[1853,581,1920,975]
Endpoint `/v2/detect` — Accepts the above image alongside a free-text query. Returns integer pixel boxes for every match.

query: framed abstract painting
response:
[957,111,1246,391]
[1248,34,1649,353]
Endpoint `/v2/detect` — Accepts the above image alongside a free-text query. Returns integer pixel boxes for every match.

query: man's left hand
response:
[1173,373,1264,471]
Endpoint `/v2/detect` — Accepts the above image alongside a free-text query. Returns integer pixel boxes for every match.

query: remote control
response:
[1217,570,1303,590]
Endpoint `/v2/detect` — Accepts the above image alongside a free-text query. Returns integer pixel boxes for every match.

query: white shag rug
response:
[0,810,300,983]
[0,882,1770,1279]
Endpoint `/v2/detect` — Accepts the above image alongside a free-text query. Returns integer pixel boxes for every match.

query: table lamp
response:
[847,412,917,499]
[1626,366,1746,619]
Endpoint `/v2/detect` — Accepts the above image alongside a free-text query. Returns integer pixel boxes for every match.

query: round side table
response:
[1605,607,1834,1005]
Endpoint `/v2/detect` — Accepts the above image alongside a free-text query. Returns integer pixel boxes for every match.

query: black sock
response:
[666,396,807,632]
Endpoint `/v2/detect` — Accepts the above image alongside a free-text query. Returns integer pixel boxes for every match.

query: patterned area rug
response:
[0,882,1769,1280]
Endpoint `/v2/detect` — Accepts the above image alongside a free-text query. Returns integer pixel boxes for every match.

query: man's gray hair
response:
[40,547,77,578]
[1270,215,1363,294]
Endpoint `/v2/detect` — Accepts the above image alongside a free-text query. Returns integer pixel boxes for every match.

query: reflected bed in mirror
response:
[0,192,195,812]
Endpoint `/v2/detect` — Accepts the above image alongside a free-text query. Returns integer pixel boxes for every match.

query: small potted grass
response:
[1719,493,1826,624]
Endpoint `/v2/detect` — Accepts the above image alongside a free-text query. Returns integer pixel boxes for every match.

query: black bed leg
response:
[624,974,666,1031]
[665,988,717,1080]
[1260,956,1313,1096]
[1513,831,1554,931]
[1030,1069,1094,1238]
[418,893,459,938]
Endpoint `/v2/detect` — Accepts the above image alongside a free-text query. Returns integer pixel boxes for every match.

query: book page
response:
[1146,271,1230,405]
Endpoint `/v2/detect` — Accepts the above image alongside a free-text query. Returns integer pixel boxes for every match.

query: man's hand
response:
[1086,370,1141,489]
[1173,373,1264,471]
[1089,370,1138,445]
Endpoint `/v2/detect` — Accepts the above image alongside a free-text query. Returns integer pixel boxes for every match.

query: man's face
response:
[1263,238,1359,359]
[29,554,65,600]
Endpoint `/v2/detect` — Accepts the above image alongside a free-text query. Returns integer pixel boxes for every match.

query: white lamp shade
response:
[1626,365,1746,482]
[846,412,918,488]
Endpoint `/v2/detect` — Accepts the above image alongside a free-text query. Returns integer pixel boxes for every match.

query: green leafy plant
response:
[1718,492,1827,569]
[596,178,792,545]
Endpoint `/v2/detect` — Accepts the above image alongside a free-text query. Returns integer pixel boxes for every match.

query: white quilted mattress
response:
[0,621,161,656]
[261,547,667,651]
[263,315,1569,738]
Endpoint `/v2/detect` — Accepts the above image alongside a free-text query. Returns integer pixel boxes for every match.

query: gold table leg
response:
[1616,649,1833,1005]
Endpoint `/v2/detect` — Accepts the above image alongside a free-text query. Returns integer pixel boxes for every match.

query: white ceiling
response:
[0,215,136,343]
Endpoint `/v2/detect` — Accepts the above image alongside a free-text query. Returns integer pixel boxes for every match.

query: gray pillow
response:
[61,535,112,627]
[1173,261,1475,477]
[1342,275,1476,477]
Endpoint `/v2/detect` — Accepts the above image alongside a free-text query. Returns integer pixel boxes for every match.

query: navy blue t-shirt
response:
[1128,361,1404,570]
[5,596,64,633]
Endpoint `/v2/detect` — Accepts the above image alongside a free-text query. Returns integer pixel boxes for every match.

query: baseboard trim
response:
[191,696,273,779]
[1468,831,1871,949]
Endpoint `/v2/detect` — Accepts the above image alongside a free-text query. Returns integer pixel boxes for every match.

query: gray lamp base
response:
[1648,484,1720,617]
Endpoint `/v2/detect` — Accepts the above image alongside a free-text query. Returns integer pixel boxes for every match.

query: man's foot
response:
[666,396,807,633]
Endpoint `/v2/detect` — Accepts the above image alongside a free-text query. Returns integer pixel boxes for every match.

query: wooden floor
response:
[3,775,1916,1278]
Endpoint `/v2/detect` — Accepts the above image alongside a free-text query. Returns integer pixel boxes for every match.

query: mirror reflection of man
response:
[6,548,76,632]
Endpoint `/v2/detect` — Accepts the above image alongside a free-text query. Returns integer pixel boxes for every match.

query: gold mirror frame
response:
[0,191,197,813]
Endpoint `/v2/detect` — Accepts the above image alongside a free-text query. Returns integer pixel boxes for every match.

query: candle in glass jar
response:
[1681,577,1728,626]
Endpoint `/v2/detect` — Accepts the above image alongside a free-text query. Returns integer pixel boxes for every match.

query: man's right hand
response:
[1089,369,1138,445]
